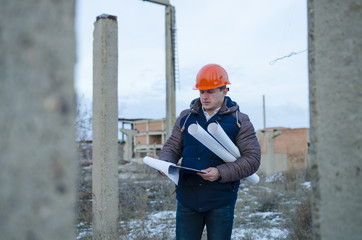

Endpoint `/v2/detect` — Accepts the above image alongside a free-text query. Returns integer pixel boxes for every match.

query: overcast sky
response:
[75,0,309,131]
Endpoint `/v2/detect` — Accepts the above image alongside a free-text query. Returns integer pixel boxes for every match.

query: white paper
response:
[207,122,240,158]
[188,123,236,162]
[143,156,179,185]
[245,173,260,184]
[143,157,207,185]
[188,123,260,184]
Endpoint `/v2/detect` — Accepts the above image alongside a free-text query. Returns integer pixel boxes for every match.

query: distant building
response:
[119,118,166,162]
[133,119,166,158]
[119,119,310,174]
[257,127,310,175]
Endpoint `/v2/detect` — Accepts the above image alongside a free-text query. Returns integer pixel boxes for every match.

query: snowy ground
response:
[76,169,311,240]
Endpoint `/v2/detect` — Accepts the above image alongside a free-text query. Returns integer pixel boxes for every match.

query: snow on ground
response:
[78,209,289,239]
[77,171,311,239]
[119,211,176,239]
[120,210,288,240]
[301,181,311,189]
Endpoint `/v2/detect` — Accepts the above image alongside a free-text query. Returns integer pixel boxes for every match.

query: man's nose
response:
[201,93,209,98]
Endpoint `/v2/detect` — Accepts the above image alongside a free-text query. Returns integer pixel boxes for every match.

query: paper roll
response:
[245,173,260,184]
[188,122,260,184]
[207,122,240,158]
[188,123,236,162]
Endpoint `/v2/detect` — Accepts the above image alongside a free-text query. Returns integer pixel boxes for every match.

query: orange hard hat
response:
[193,64,230,90]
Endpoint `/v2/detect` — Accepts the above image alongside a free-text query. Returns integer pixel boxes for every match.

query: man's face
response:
[199,87,227,114]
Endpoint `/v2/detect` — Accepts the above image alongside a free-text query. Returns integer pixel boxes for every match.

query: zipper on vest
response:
[181,112,192,132]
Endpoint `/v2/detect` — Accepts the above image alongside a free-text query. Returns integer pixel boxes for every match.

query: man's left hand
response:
[197,167,220,182]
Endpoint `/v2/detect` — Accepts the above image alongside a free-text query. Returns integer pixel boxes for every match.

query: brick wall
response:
[258,127,310,173]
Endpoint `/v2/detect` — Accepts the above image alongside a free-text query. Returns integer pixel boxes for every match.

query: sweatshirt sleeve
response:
[158,111,188,164]
[216,113,261,183]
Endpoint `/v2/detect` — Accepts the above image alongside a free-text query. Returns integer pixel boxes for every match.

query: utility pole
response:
[142,0,176,139]
[263,95,266,129]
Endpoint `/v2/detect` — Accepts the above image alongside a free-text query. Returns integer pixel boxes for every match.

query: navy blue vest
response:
[177,98,241,212]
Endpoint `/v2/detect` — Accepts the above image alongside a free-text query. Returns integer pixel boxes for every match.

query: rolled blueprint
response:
[188,123,259,184]
[207,122,240,158]
[188,123,236,162]
[245,173,259,184]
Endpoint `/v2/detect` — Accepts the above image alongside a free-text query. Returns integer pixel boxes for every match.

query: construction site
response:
[116,118,310,176]
[1,1,361,240]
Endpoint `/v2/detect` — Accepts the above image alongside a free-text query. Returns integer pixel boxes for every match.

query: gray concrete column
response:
[165,4,176,139]
[119,128,138,161]
[92,14,119,240]
[262,130,282,175]
[0,1,77,240]
[308,1,362,239]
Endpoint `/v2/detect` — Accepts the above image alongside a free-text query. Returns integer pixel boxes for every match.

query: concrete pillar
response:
[263,129,282,175]
[92,14,119,239]
[165,4,176,139]
[119,128,138,161]
[0,1,76,240]
[308,1,362,239]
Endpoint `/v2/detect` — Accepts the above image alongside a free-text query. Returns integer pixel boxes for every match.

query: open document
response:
[143,156,207,185]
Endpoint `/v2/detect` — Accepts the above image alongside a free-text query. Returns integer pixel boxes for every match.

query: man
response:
[159,64,261,240]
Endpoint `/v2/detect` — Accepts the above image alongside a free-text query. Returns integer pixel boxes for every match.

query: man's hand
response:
[197,167,220,182]
[158,171,167,177]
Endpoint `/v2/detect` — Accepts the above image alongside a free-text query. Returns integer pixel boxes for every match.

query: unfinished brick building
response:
[119,119,310,174]
[257,127,310,175]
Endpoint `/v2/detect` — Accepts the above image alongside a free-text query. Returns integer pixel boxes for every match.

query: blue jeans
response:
[176,202,235,240]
